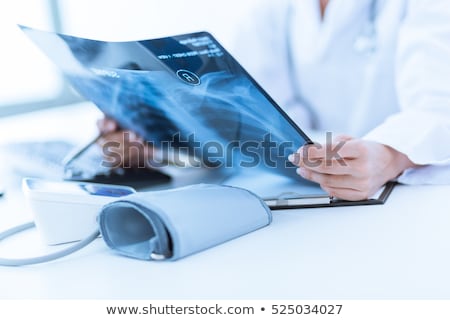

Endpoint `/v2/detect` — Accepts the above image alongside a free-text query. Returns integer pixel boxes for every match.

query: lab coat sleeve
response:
[229,0,314,130]
[364,0,450,184]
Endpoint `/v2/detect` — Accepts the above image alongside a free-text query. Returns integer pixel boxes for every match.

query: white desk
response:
[1,103,450,299]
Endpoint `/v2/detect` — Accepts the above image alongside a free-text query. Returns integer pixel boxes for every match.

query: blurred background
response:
[0,0,259,116]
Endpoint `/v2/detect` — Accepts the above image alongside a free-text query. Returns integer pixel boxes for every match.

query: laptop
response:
[19,25,394,209]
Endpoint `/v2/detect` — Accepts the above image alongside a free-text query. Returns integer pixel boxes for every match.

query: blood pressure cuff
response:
[97,184,272,261]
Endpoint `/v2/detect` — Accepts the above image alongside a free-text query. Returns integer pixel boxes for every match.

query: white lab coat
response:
[231,0,450,184]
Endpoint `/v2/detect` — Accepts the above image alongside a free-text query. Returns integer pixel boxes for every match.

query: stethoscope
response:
[285,0,379,129]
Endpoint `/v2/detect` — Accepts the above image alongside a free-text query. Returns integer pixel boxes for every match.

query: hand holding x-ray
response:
[96,117,154,169]
[289,135,415,201]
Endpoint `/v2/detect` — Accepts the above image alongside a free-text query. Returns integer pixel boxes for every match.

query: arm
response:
[290,0,450,200]
[289,135,415,201]
[364,0,450,167]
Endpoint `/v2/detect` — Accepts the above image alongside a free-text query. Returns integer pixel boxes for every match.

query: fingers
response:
[302,140,363,160]
[289,153,353,175]
[297,168,379,200]
[97,117,119,134]
[97,130,143,147]
[290,138,369,170]
[296,167,362,189]
[289,142,354,175]
[320,185,375,201]
[288,137,379,201]
[333,134,354,143]
[97,130,151,168]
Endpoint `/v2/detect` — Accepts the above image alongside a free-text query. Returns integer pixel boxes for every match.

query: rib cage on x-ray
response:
[21,26,311,176]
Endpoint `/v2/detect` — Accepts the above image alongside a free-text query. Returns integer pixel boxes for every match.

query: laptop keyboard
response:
[3,140,75,179]
[1,140,171,189]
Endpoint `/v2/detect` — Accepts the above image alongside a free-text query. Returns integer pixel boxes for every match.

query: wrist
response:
[385,145,415,180]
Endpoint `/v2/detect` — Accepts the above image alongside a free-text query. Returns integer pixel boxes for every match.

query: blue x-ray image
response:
[20,26,316,183]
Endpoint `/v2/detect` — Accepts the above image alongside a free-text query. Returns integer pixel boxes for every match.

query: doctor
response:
[99,0,450,201]
[229,0,450,200]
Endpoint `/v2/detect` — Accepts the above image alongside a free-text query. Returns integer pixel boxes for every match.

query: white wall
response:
[60,0,259,49]
[0,0,260,109]
[0,1,61,106]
